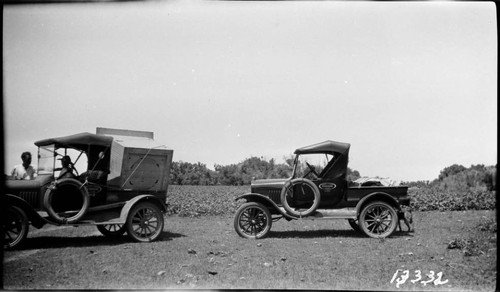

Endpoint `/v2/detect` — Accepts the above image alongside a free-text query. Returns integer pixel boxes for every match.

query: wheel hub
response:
[136,211,154,230]
[139,219,148,228]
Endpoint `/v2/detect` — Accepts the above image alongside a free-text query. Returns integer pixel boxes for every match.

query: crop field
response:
[165,185,496,216]
[165,185,249,217]
[3,185,497,291]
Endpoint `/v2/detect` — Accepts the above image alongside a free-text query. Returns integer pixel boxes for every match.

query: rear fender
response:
[355,192,402,215]
[119,194,167,223]
[236,193,297,220]
[4,194,47,229]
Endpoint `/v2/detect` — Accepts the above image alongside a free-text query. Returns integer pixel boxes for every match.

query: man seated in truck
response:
[58,155,76,179]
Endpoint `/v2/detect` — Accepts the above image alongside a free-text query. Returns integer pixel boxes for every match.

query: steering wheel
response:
[304,162,319,178]
[56,165,78,178]
[71,165,79,176]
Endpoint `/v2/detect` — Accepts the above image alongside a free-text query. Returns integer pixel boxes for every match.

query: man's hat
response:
[58,155,72,163]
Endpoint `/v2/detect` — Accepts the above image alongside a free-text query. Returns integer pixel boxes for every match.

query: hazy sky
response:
[3,1,497,181]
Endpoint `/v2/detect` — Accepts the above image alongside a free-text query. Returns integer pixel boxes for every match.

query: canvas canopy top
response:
[294,140,350,156]
[34,131,170,152]
[35,132,113,151]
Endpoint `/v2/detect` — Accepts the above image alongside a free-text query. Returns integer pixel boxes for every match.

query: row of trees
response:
[170,156,358,186]
[403,164,496,192]
[170,157,496,192]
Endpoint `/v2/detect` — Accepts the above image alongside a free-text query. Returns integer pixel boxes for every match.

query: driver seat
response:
[79,170,108,206]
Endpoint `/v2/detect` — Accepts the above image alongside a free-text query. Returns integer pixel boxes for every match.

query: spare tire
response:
[43,178,90,224]
[280,178,320,217]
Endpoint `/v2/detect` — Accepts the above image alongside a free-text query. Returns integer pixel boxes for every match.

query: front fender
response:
[355,192,402,215]
[236,193,297,220]
[119,195,167,223]
[3,194,47,228]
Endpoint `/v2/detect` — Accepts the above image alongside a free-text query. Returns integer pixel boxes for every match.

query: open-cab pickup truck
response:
[234,140,412,239]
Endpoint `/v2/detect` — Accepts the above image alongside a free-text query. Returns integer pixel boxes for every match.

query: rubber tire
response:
[97,224,126,238]
[126,202,164,242]
[4,205,30,250]
[280,178,320,217]
[43,178,90,224]
[348,219,362,233]
[359,201,398,238]
[234,202,272,239]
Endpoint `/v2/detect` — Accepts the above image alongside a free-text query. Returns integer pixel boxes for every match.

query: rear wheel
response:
[126,202,164,242]
[234,202,272,239]
[359,201,398,238]
[4,205,29,249]
[97,224,126,238]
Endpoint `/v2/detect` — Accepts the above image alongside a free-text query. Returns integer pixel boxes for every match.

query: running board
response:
[311,208,357,220]
[277,207,357,220]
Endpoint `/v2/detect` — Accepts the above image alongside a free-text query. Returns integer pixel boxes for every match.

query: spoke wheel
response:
[359,201,397,238]
[234,202,272,239]
[97,224,126,238]
[4,206,29,249]
[126,202,164,242]
[348,219,361,233]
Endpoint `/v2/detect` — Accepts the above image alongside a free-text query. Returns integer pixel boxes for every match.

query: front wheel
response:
[126,202,164,242]
[97,224,126,238]
[359,201,398,238]
[4,205,29,249]
[234,202,272,239]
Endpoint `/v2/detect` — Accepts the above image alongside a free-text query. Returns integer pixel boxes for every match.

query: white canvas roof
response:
[107,134,171,151]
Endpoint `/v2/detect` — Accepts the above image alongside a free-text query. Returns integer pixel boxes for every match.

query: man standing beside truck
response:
[11,151,36,180]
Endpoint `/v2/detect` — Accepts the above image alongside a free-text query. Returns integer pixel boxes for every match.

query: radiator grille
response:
[19,191,40,208]
[253,188,281,205]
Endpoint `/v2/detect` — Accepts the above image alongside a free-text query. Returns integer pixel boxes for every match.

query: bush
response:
[447,238,483,256]
[447,219,496,257]
[477,218,497,233]
[409,188,496,211]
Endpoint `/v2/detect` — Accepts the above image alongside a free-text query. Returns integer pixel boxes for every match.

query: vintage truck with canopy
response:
[233,140,411,239]
[3,128,173,249]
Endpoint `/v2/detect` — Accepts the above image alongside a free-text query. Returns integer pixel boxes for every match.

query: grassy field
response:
[3,209,496,291]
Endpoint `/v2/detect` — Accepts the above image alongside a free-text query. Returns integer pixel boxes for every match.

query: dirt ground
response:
[3,210,497,291]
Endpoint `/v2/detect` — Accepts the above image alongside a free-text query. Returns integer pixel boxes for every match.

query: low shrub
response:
[477,218,497,233]
[409,188,496,211]
[446,219,496,257]
[447,238,484,256]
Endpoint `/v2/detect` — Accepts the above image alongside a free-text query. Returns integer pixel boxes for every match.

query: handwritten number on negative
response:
[391,270,448,288]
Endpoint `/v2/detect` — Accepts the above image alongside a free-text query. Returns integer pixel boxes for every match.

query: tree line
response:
[170,156,361,186]
[403,163,496,192]
[170,156,496,192]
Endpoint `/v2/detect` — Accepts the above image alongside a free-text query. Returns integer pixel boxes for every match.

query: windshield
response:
[37,144,89,176]
[38,145,55,175]
[294,153,334,179]
[54,148,88,176]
